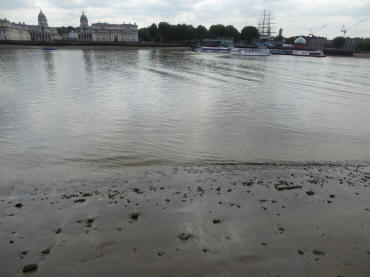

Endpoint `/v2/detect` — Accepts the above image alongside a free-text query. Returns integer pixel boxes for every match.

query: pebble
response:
[22,264,38,273]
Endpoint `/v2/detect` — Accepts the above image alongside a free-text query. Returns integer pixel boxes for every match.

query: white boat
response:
[292,50,326,57]
[231,48,271,56]
[194,46,230,53]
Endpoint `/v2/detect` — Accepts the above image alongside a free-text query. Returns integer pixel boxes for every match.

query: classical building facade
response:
[29,10,58,41]
[91,22,138,42]
[75,12,138,42]
[0,19,31,40]
[76,12,93,41]
[1,11,138,42]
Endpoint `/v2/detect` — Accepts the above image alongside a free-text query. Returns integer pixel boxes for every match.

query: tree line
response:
[139,22,260,43]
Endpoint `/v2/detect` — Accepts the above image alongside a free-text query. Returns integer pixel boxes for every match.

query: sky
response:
[1,0,370,38]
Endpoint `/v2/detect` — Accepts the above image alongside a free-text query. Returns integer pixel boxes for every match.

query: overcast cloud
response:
[1,0,369,38]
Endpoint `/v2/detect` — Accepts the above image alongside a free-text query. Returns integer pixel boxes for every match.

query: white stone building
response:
[91,22,138,42]
[75,12,138,42]
[1,11,138,43]
[29,10,58,41]
[76,12,93,41]
[0,19,31,41]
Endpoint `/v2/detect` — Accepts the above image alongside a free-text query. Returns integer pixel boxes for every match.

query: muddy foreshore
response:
[1,164,369,277]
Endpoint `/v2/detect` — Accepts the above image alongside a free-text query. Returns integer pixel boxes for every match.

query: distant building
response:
[306,36,327,50]
[76,12,93,41]
[1,11,138,43]
[278,28,283,37]
[29,10,58,41]
[293,36,306,48]
[68,30,78,40]
[0,19,31,40]
[91,22,138,42]
[201,38,234,47]
[74,12,138,42]
[344,37,360,51]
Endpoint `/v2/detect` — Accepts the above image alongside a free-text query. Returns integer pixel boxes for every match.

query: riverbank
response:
[1,164,369,277]
[0,44,192,51]
[354,51,370,58]
[0,40,192,50]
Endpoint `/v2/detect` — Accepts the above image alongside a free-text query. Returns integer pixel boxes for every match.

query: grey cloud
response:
[0,0,36,9]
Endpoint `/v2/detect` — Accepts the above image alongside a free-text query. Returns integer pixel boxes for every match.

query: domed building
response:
[293,36,307,48]
[38,10,48,28]
[77,12,93,40]
[29,10,57,41]
[75,12,138,42]
[80,12,88,27]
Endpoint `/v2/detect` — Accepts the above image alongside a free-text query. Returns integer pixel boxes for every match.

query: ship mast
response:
[258,10,275,41]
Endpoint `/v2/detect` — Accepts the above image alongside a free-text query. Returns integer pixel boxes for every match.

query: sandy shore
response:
[1,164,369,277]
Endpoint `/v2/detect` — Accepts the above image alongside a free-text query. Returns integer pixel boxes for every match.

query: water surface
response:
[1,49,370,176]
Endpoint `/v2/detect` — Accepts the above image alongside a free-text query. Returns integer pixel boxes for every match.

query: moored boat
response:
[292,50,326,57]
[231,48,271,56]
[194,46,230,53]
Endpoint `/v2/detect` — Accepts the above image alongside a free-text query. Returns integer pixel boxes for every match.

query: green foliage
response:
[240,26,260,43]
[196,25,208,40]
[285,37,295,44]
[225,25,240,41]
[138,27,151,41]
[148,23,158,41]
[158,22,171,42]
[138,22,251,43]
[207,24,240,41]
[274,35,284,42]
[141,22,206,42]
[333,36,346,48]
[358,39,370,50]
[208,24,227,38]
[56,26,76,35]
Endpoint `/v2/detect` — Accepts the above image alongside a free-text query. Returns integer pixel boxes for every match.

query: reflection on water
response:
[0,49,370,172]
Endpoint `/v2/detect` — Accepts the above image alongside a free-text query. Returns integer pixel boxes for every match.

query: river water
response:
[1,49,370,179]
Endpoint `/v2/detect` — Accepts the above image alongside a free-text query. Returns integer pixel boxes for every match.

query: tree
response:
[332,36,346,48]
[56,26,75,35]
[138,27,151,41]
[209,24,227,38]
[274,35,284,42]
[148,23,158,42]
[196,25,208,40]
[225,25,240,41]
[240,26,259,43]
[158,22,172,42]
[285,37,295,44]
[358,39,370,50]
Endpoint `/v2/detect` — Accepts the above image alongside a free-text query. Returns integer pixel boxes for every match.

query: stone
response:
[41,248,50,255]
[306,191,315,196]
[178,233,191,240]
[130,213,139,220]
[157,251,165,256]
[22,264,38,273]
[87,217,95,224]
[212,218,221,224]
[313,249,325,255]
[74,198,85,203]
